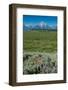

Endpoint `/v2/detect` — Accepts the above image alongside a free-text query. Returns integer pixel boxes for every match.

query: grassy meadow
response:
[23,30,57,52]
[23,30,57,75]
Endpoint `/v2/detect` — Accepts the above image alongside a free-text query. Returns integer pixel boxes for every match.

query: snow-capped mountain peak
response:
[23,22,57,31]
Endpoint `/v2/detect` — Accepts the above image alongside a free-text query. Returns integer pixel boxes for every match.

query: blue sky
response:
[23,15,57,27]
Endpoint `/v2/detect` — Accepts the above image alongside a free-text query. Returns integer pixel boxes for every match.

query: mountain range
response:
[23,21,57,31]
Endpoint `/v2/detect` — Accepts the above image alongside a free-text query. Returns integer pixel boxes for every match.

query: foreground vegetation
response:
[23,30,57,75]
[23,52,57,74]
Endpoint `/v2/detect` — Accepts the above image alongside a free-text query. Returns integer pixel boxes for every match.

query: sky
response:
[23,15,57,27]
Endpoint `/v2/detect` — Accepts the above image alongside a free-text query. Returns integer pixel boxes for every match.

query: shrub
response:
[23,53,57,74]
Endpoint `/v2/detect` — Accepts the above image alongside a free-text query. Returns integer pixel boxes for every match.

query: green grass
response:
[23,30,57,52]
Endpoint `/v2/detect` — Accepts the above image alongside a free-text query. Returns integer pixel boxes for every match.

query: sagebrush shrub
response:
[23,53,57,74]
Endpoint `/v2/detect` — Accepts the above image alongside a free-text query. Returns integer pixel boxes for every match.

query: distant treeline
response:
[24,29,57,31]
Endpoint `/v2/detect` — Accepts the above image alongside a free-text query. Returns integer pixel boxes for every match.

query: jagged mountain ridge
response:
[23,21,57,31]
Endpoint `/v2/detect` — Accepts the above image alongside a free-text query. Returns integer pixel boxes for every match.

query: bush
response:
[23,53,57,74]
